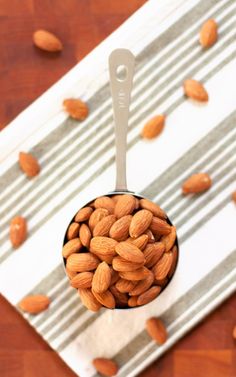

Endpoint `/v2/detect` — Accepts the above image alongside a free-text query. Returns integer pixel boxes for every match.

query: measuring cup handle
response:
[109,49,135,192]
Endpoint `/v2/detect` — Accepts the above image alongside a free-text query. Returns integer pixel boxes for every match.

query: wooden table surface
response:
[0,1,235,376]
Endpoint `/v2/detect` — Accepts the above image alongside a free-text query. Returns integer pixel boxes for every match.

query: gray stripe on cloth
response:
[115,253,236,377]
[1,42,236,265]
[0,0,231,202]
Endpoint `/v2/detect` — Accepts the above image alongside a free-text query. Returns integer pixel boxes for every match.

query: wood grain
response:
[0,1,235,376]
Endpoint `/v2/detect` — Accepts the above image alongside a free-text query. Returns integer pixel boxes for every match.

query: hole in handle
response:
[116,65,128,82]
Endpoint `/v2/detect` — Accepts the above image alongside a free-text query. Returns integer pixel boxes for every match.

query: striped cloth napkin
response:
[1,0,236,376]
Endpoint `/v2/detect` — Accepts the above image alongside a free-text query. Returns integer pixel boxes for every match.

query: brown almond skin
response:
[66,253,100,272]
[141,115,165,139]
[92,262,111,293]
[114,194,136,218]
[110,285,128,307]
[119,267,151,281]
[70,272,93,289]
[144,229,155,243]
[128,296,139,307]
[146,317,168,344]
[112,256,144,272]
[129,209,153,238]
[89,208,109,231]
[62,238,83,258]
[168,245,178,278]
[137,286,161,306]
[154,277,169,287]
[19,152,40,178]
[139,198,166,219]
[232,325,236,340]
[150,217,171,236]
[183,79,208,102]
[19,295,50,314]
[66,267,77,280]
[129,272,154,296]
[79,224,92,248]
[110,268,120,286]
[33,29,62,52]
[144,242,165,268]
[93,215,116,237]
[182,173,212,194]
[93,358,118,377]
[74,207,93,222]
[92,289,116,309]
[94,196,115,214]
[109,215,132,241]
[90,237,118,260]
[127,234,149,250]
[10,216,27,248]
[161,226,176,252]
[115,241,145,264]
[95,253,114,264]
[63,98,88,121]
[152,253,173,280]
[79,289,101,312]
[67,222,80,240]
[200,19,218,48]
[115,278,137,293]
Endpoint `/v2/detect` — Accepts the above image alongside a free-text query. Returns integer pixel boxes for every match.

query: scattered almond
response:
[109,215,132,241]
[146,317,168,344]
[19,152,40,178]
[92,262,111,293]
[10,216,27,248]
[200,19,218,48]
[33,29,62,52]
[63,98,89,121]
[141,115,165,140]
[183,79,208,102]
[62,238,82,258]
[19,295,50,314]
[137,286,161,306]
[93,358,118,377]
[129,209,153,238]
[115,241,145,264]
[79,224,91,248]
[93,215,116,237]
[67,222,80,240]
[182,173,212,194]
[70,272,93,289]
[79,289,101,312]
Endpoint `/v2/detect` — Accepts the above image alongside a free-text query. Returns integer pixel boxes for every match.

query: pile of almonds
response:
[62,194,178,311]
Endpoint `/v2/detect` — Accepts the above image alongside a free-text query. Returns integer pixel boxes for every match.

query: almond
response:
[92,262,111,293]
[161,226,176,252]
[127,234,149,250]
[75,206,93,222]
[95,252,114,264]
[129,209,153,238]
[93,215,116,237]
[70,271,93,289]
[182,173,212,194]
[94,196,115,214]
[152,253,173,280]
[93,358,118,377]
[114,194,136,218]
[109,215,132,241]
[168,245,178,278]
[19,152,40,178]
[67,222,80,240]
[137,286,161,306]
[200,19,218,48]
[89,208,109,231]
[129,272,154,296]
[128,296,138,307]
[141,114,165,139]
[115,241,145,264]
[63,98,89,121]
[112,256,144,272]
[66,268,77,280]
[33,29,62,52]
[110,268,120,285]
[154,278,168,287]
[79,224,91,248]
[90,237,118,260]
[110,285,128,307]
[183,79,208,102]
[10,216,27,248]
[115,278,137,293]
[144,229,155,243]
[92,289,116,309]
[66,253,99,272]
[144,242,165,268]
[19,295,50,314]
[146,317,168,344]
[232,191,236,204]
[139,198,166,219]
[79,289,101,312]
[150,217,171,236]
[232,325,236,340]
[111,194,123,203]
[119,266,151,281]
[62,238,83,258]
